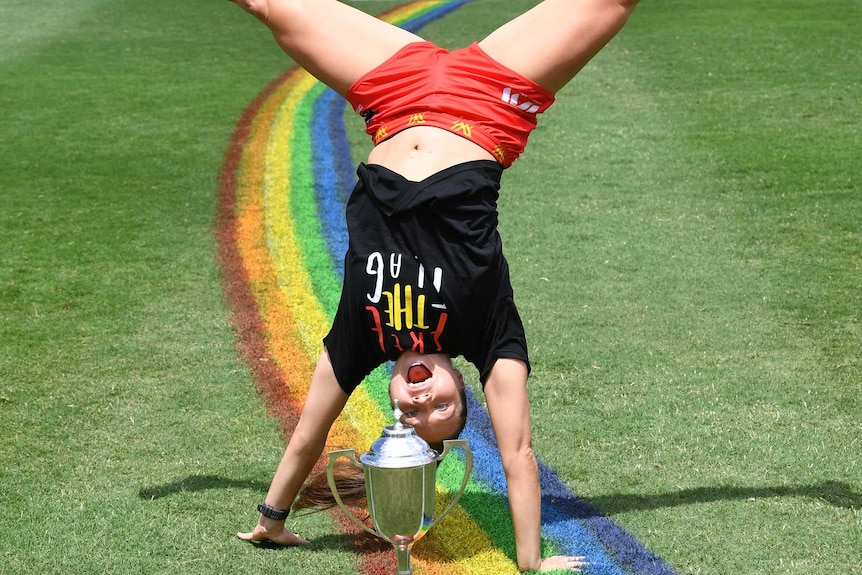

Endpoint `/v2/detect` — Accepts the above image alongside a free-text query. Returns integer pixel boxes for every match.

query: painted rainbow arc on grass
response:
[215,1,677,574]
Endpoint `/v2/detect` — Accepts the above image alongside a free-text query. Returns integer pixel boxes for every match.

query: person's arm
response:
[484,359,585,572]
[237,351,349,545]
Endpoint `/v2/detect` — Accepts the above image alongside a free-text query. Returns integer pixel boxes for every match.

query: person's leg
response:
[231,0,423,96]
[478,0,640,93]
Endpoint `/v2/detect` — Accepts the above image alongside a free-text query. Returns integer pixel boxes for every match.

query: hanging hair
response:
[294,459,367,511]
[293,384,468,512]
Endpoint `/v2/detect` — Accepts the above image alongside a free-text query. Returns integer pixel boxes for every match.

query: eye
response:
[435,403,449,412]
[402,410,418,418]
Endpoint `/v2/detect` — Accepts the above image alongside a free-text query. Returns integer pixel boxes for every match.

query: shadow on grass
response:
[140,475,860,512]
[138,474,270,500]
[247,533,386,554]
[580,480,862,515]
[138,475,391,554]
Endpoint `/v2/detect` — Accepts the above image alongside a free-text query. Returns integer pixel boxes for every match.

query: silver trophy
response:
[326,400,472,575]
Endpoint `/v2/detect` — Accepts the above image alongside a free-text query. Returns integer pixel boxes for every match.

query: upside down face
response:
[388,351,465,446]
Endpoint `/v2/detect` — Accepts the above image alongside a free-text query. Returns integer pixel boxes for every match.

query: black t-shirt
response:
[324,160,529,395]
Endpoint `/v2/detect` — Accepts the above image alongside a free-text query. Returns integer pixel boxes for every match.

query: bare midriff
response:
[367,125,497,182]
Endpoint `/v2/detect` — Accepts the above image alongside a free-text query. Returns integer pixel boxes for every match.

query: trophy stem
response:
[393,539,414,575]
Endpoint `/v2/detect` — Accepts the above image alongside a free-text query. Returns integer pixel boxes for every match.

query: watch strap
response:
[257,502,289,521]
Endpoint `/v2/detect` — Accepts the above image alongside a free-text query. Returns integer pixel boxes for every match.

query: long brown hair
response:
[294,385,468,511]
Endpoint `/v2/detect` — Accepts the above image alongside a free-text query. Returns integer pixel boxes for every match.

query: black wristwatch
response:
[257,502,289,521]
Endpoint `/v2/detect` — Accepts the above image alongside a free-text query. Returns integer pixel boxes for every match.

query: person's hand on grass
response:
[538,554,588,573]
[237,517,310,547]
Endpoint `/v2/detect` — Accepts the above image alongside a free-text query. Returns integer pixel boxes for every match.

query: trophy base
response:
[393,539,414,575]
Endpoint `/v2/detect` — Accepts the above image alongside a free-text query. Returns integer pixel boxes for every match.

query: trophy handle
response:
[427,438,473,531]
[326,449,378,537]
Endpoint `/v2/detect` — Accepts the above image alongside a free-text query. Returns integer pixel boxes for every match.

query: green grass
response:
[2,1,860,574]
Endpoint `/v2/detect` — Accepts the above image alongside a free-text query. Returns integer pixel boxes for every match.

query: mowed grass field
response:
[1,1,859,574]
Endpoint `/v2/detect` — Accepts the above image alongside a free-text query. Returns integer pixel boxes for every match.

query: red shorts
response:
[346,42,555,168]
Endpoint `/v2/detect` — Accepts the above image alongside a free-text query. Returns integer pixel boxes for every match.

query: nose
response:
[412,392,431,404]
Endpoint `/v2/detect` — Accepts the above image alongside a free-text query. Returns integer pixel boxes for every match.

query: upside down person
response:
[227,0,640,571]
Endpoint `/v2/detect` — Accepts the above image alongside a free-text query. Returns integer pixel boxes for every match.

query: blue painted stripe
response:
[401,0,472,33]
[311,88,350,292]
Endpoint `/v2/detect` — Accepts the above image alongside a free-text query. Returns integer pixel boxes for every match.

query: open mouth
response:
[406,362,433,385]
